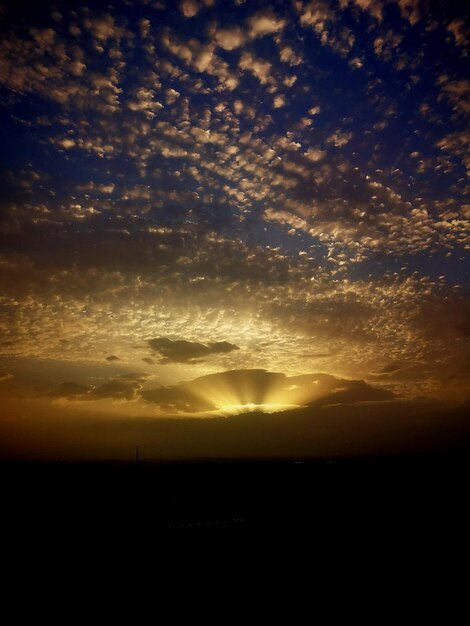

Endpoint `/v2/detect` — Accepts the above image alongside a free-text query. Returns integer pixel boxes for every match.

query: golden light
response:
[215,403,300,416]
[172,369,330,416]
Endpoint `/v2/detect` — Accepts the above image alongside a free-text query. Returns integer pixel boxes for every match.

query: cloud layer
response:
[148,337,239,364]
[141,368,394,413]
[0,0,468,405]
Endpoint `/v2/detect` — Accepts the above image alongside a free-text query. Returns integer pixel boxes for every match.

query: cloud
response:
[279,46,303,66]
[298,1,335,29]
[346,0,384,22]
[141,385,216,413]
[141,368,395,413]
[309,379,395,406]
[211,26,247,50]
[0,0,468,406]
[86,380,139,401]
[247,11,286,39]
[58,138,76,150]
[297,1,355,56]
[326,131,353,147]
[437,130,470,175]
[370,362,403,376]
[349,56,363,69]
[304,146,326,161]
[447,19,469,47]
[264,209,308,230]
[374,30,403,61]
[209,9,285,54]
[148,337,239,364]
[273,94,286,108]
[179,0,201,18]
[127,88,164,118]
[83,13,127,42]
[161,30,215,73]
[47,373,150,401]
[438,79,470,117]
[397,0,421,25]
[48,382,92,398]
[345,0,421,25]
[239,51,272,85]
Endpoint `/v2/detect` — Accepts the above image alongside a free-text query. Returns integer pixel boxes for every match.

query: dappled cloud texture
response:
[0,0,469,460]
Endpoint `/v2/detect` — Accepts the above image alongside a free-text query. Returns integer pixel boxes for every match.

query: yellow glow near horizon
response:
[215,403,300,416]
[173,370,327,416]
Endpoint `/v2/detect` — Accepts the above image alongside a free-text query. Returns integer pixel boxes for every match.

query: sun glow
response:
[144,368,348,417]
[170,369,323,416]
[216,403,300,416]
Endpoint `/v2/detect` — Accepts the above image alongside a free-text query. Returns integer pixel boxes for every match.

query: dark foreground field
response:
[2,455,469,539]
[2,455,469,607]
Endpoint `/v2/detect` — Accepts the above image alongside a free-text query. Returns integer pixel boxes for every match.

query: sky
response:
[0,0,469,460]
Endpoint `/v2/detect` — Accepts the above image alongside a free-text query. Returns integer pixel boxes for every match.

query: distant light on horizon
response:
[215,403,301,416]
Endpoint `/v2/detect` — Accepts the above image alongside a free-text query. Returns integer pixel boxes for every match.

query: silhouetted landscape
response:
[3,452,469,540]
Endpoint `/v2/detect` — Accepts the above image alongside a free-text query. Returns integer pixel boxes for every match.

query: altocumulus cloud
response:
[0,0,468,405]
[148,337,239,364]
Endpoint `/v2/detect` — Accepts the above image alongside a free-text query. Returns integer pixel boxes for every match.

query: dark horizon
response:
[1,394,469,462]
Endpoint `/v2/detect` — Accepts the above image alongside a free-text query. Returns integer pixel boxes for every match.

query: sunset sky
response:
[0,0,468,460]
